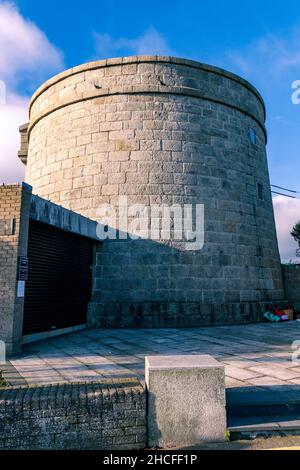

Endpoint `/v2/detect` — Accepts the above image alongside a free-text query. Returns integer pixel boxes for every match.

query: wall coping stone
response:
[29,55,266,115]
[30,194,101,241]
[145,354,223,371]
[27,56,267,142]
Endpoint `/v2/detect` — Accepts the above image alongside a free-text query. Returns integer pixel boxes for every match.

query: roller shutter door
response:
[23,220,93,335]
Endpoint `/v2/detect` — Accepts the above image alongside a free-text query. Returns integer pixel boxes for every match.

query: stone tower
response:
[21,56,285,327]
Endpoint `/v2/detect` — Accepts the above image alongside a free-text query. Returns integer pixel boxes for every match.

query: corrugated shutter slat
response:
[23,220,93,335]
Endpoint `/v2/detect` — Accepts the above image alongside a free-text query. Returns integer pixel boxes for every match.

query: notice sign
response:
[18,256,28,281]
[17,281,25,298]
[0,219,15,236]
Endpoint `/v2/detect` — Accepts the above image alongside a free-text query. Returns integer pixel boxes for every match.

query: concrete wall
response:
[23,56,285,327]
[0,184,31,355]
[282,264,300,312]
[0,379,146,450]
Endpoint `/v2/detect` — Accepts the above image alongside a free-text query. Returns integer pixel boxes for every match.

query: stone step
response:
[226,385,300,417]
[227,385,300,439]
[228,415,300,440]
[228,402,300,418]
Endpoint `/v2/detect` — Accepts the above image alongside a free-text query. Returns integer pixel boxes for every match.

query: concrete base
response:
[4,339,22,357]
[145,355,227,448]
[23,324,86,344]
[88,301,289,328]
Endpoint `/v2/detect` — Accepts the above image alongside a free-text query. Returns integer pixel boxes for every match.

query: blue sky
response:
[1,0,300,259]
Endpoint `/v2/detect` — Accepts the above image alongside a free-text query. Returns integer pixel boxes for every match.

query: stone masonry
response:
[0,184,31,355]
[21,56,285,327]
[18,123,28,165]
[282,264,300,313]
[0,379,146,450]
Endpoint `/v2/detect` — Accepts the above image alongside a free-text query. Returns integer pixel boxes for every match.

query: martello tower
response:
[19,56,285,327]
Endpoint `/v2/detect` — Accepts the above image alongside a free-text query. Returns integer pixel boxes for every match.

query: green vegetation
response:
[291,222,300,257]
[0,370,7,387]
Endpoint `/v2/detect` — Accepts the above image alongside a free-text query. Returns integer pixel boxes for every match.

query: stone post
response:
[145,355,227,448]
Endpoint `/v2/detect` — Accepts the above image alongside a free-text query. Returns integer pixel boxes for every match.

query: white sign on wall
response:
[17,281,25,298]
[0,340,6,364]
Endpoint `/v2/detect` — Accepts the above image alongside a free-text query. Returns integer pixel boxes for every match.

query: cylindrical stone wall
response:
[24,56,285,327]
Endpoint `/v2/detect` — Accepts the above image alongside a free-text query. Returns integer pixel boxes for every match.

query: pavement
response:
[2,321,300,389]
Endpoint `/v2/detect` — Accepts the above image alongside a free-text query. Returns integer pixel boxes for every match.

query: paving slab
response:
[1,322,299,390]
[247,376,287,386]
[248,365,300,381]
[225,365,263,381]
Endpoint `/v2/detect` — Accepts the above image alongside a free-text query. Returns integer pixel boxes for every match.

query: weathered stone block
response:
[145,355,226,448]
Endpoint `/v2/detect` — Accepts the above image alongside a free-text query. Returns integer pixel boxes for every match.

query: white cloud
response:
[0,2,63,87]
[0,92,28,183]
[0,2,64,183]
[94,27,174,59]
[217,28,300,262]
[273,196,300,263]
[224,27,300,82]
